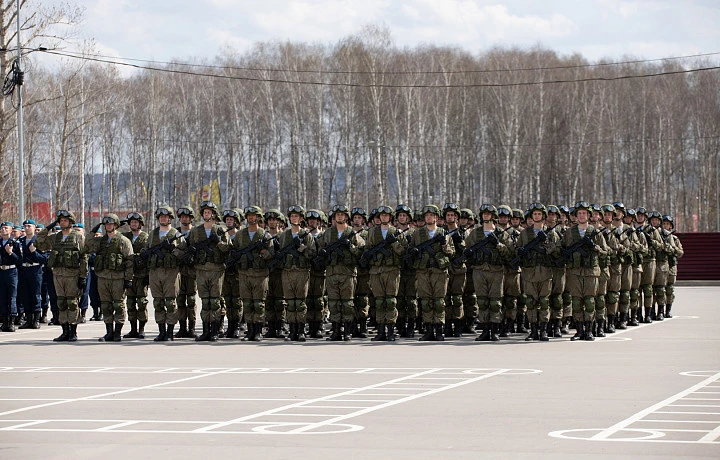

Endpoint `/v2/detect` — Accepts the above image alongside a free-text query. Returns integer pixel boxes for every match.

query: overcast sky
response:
[42,0,720,67]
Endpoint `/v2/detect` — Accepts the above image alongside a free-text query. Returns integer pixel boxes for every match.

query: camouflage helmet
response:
[306,209,323,222]
[155,206,175,219]
[369,208,379,221]
[523,209,532,220]
[442,202,460,219]
[287,205,306,219]
[376,205,395,219]
[199,200,220,218]
[222,208,243,225]
[395,204,412,219]
[351,207,368,221]
[558,205,570,217]
[572,201,592,216]
[319,210,329,225]
[329,204,350,221]
[55,209,77,224]
[511,208,523,219]
[648,210,662,220]
[102,213,121,227]
[420,204,441,217]
[590,203,602,214]
[126,212,145,226]
[459,208,475,222]
[601,204,617,217]
[625,208,637,219]
[528,202,548,218]
[497,205,512,218]
[264,208,283,222]
[244,206,263,218]
[662,215,674,228]
[414,210,425,221]
[612,202,626,216]
[176,205,195,218]
[635,206,648,216]
[478,204,498,220]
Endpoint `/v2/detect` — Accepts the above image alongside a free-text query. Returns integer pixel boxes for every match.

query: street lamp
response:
[366,140,376,212]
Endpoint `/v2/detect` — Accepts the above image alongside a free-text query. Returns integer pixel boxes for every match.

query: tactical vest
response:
[125,231,149,274]
[519,228,556,268]
[94,235,126,273]
[413,227,449,270]
[192,225,226,265]
[47,232,82,269]
[234,228,270,270]
[565,226,600,269]
[325,228,357,268]
[148,228,180,269]
[280,229,311,269]
[366,226,402,267]
[470,229,505,266]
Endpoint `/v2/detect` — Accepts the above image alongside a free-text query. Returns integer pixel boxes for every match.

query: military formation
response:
[0,201,684,343]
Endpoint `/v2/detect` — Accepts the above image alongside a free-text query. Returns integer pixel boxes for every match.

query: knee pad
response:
[595,295,606,309]
[503,295,516,310]
[619,290,630,304]
[584,296,596,312]
[153,298,164,310]
[112,301,124,315]
[518,294,528,308]
[538,296,550,310]
[126,296,137,309]
[571,297,582,311]
[463,294,477,308]
[386,297,397,309]
[550,294,562,310]
[452,295,463,308]
[665,284,674,298]
[489,298,503,313]
[477,296,489,309]
[562,292,572,306]
[630,289,639,302]
[165,298,177,313]
[642,285,652,297]
[606,291,619,305]
[101,301,112,311]
[653,285,665,297]
[433,298,445,309]
[355,296,368,309]
[420,298,431,312]
[375,297,386,309]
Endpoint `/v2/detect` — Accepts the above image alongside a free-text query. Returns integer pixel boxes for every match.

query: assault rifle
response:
[454,230,499,266]
[358,228,408,268]
[182,227,230,265]
[508,227,556,270]
[268,230,310,271]
[135,232,185,267]
[404,228,457,266]
[554,228,599,267]
[312,230,357,270]
[225,233,276,269]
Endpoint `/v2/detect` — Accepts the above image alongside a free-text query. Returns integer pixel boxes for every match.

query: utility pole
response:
[16,0,25,222]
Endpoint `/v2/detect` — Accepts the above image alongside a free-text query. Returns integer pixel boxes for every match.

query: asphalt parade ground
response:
[1,286,718,459]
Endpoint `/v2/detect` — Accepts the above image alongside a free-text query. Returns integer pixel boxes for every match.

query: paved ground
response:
[1,286,718,459]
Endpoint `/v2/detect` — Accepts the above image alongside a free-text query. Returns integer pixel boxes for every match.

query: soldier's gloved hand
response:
[142,276,150,287]
[408,247,420,258]
[432,233,445,243]
[317,248,328,258]
[341,238,353,248]
[77,277,87,290]
[160,239,174,250]
[208,233,220,245]
[124,279,133,289]
[91,223,102,234]
[537,230,548,242]
[386,232,397,244]
[47,219,58,229]
[119,220,128,227]
[463,248,474,258]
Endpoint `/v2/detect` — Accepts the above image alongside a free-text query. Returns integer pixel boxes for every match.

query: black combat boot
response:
[665,304,673,318]
[524,322,536,341]
[536,322,548,341]
[475,323,491,341]
[89,306,99,321]
[656,305,665,321]
[434,324,445,341]
[571,321,584,341]
[343,322,353,341]
[553,319,563,337]
[463,317,477,334]
[397,318,408,337]
[209,322,219,342]
[617,312,627,329]
[516,312,529,333]
[167,324,175,341]
[196,321,211,342]
[444,321,453,338]
[309,321,323,339]
[285,323,296,341]
[229,320,241,339]
[358,319,369,338]
[67,324,78,342]
[628,310,639,326]
[54,323,70,342]
[40,307,48,323]
[583,321,594,341]
[252,322,263,342]
[453,319,462,337]
[265,320,278,338]
[113,323,123,342]
[371,323,387,341]
[296,323,306,342]
[490,322,500,342]
[326,322,341,341]
[560,317,570,335]
[154,323,167,342]
[175,320,188,338]
[2,316,16,332]
[242,322,253,341]
[406,317,416,337]
[187,319,198,338]
[419,323,434,341]
[123,320,139,339]
[643,307,653,323]
[138,320,147,339]
[386,324,396,342]
[499,319,509,338]
[596,319,606,337]
[98,323,113,342]
[606,315,616,333]
[19,313,34,329]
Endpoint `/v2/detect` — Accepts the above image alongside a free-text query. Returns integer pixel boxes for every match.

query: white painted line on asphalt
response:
[698,424,720,442]
[96,421,138,431]
[1,421,47,430]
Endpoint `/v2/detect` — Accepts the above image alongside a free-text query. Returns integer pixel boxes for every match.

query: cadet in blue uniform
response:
[0,221,22,332]
[18,220,48,329]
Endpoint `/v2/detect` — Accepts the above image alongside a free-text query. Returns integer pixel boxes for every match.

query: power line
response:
[41,48,720,75]
[41,49,720,89]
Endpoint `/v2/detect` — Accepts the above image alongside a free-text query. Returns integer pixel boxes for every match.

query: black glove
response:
[124,279,133,289]
[47,219,58,229]
[386,232,397,244]
[77,277,87,290]
[536,230,548,242]
[341,238,352,248]
[582,236,596,248]
[432,233,445,243]
[463,248,474,258]
[208,233,220,245]
[408,247,420,258]
[142,276,150,288]
[91,223,102,234]
[293,236,303,247]
[318,248,328,258]
[160,239,174,250]
[119,220,128,226]
[451,231,463,246]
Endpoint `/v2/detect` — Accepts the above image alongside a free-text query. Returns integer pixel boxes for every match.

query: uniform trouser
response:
[150,267,180,325]
[595,268,609,321]
[177,272,197,323]
[630,267,643,312]
[522,271,552,323]
[266,270,286,323]
[18,266,42,314]
[196,267,224,324]
[640,260,656,309]
[222,271,242,323]
[444,270,465,322]
[0,268,19,318]
[463,269,478,322]
[283,267,310,324]
[89,270,101,310]
[307,270,326,322]
[653,260,670,306]
[550,268,565,320]
[126,275,149,322]
[566,269,599,322]
[397,271,418,321]
[97,275,127,325]
[606,264,622,316]
[618,264,633,314]
[503,269,521,321]
[326,272,356,323]
[417,268,449,324]
[472,266,504,324]
[666,268,677,305]
[54,273,81,325]
[239,269,269,324]
[355,271,371,322]
[370,266,400,325]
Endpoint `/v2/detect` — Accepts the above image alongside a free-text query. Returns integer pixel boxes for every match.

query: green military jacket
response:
[515,225,560,268]
[363,225,408,268]
[230,226,274,271]
[36,228,89,278]
[277,227,317,269]
[464,225,513,269]
[187,223,230,269]
[408,226,455,270]
[84,232,134,280]
[146,227,186,269]
[561,224,608,271]
[124,230,149,276]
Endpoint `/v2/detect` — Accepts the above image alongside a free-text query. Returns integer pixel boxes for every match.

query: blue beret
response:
[22,219,37,226]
